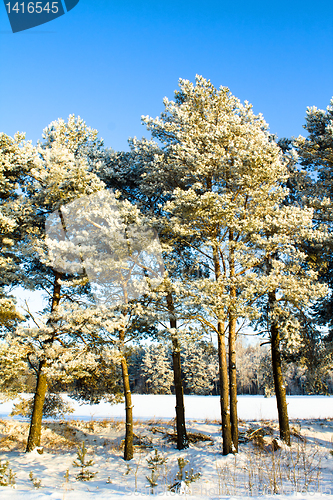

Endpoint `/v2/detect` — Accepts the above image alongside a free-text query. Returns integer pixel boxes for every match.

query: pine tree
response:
[7,116,106,452]
[73,441,97,481]
[138,75,326,451]
[181,341,218,395]
[44,189,164,460]
[294,99,333,345]
[141,344,173,394]
[0,132,35,333]
[98,137,190,450]
[137,75,285,453]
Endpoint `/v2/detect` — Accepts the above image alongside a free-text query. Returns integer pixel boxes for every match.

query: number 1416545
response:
[6,2,59,14]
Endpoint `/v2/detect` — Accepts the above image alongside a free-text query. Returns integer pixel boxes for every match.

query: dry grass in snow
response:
[0,417,332,499]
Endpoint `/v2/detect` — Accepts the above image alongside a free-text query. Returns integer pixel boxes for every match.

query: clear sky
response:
[0,0,332,152]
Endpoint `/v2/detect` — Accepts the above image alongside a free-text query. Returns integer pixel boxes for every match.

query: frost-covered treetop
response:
[141,75,286,193]
[41,114,103,157]
[44,190,165,307]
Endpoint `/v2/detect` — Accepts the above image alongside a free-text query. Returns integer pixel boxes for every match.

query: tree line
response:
[0,76,332,460]
[5,337,332,400]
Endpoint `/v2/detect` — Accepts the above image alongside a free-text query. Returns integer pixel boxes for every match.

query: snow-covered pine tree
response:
[128,346,146,393]
[138,75,326,452]
[0,132,36,333]
[10,117,105,452]
[44,189,164,460]
[235,339,264,395]
[180,341,218,395]
[97,136,190,450]
[136,75,285,453]
[140,343,173,394]
[293,99,333,383]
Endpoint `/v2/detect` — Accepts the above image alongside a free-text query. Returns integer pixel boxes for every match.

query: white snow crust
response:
[0,395,331,499]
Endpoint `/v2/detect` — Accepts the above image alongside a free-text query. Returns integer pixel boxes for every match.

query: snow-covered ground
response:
[1,394,331,422]
[0,395,332,499]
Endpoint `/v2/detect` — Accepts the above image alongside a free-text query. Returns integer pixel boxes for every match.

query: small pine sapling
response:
[146,449,167,494]
[0,460,16,487]
[73,441,97,481]
[29,471,42,489]
[63,468,72,493]
[169,457,201,492]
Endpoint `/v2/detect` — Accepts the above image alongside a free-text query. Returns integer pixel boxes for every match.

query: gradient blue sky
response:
[0,0,332,152]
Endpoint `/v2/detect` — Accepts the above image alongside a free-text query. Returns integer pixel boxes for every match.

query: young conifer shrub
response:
[0,460,16,487]
[169,457,201,492]
[73,441,97,481]
[145,449,167,494]
[29,471,42,489]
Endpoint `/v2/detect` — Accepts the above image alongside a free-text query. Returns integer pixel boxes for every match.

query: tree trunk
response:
[166,292,188,450]
[26,271,61,453]
[217,323,233,455]
[229,316,238,452]
[119,327,133,461]
[213,242,233,455]
[121,355,134,460]
[228,232,238,452]
[269,290,291,445]
[25,360,48,452]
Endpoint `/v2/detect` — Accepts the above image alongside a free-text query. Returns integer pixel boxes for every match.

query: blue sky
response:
[0,0,332,152]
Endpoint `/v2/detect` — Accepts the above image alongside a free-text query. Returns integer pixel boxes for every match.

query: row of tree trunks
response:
[26,270,61,452]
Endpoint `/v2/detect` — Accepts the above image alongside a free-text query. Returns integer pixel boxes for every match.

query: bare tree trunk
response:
[217,323,233,455]
[269,290,291,445]
[229,316,238,452]
[228,232,238,452]
[120,352,134,460]
[25,360,48,452]
[166,293,188,449]
[26,271,61,452]
[119,322,133,461]
[213,243,233,455]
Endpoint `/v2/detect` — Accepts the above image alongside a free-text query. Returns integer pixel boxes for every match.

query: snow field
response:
[0,395,332,499]
[2,394,331,422]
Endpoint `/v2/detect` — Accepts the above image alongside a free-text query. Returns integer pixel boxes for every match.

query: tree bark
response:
[217,323,233,455]
[166,292,188,449]
[213,243,233,455]
[25,360,48,452]
[229,316,238,452]
[26,270,61,452]
[119,328,133,461]
[228,231,238,452]
[269,290,291,445]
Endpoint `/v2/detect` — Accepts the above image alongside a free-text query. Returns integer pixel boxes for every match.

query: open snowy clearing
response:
[1,394,332,422]
[0,395,332,499]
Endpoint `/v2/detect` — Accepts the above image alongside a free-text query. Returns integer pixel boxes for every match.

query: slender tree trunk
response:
[213,243,233,455]
[269,290,291,445]
[228,231,238,452]
[25,360,48,451]
[229,316,238,452]
[166,292,188,449]
[119,329,133,461]
[26,271,61,452]
[217,323,233,455]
